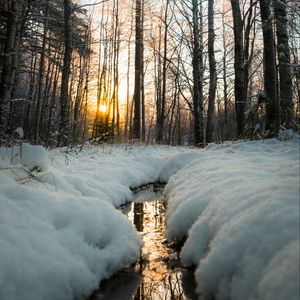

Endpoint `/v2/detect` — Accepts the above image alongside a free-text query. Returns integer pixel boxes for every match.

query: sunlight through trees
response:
[0,0,299,146]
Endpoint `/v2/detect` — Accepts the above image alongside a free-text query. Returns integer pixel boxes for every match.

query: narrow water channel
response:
[89,184,197,300]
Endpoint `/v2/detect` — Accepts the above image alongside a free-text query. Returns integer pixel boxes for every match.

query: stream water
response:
[89,184,197,300]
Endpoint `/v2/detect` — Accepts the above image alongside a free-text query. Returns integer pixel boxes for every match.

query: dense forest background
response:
[0,0,299,147]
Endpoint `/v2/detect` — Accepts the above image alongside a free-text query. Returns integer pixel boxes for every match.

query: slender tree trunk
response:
[221,6,229,127]
[41,39,53,122]
[141,64,145,141]
[24,45,38,140]
[10,0,31,102]
[177,94,181,145]
[33,0,49,144]
[273,0,293,125]
[206,0,217,143]
[93,1,106,138]
[141,1,145,142]
[105,31,114,135]
[243,0,255,104]
[230,0,246,137]
[133,0,143,140]
[192,0,204,146]
[73,55,85,143]
[59,0,73,145]
[168,80,178,145]
[124,4,134,142]
[259,0,278,133]
[42,48,57,137]
[111,0,120,141]
[0,1,20,139]
[124,5,134,141]
[155,24,162,143]
[45,60,60,147]
[157,0,170,143]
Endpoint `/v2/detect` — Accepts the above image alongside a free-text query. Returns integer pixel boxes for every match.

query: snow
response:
[2,143,49,172]
[0,144,185,300]
[20,143,49,172]
[163,136,300,300]
[0,136,299,300]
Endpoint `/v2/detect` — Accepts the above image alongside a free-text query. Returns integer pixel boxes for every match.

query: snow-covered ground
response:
[0,143,189,300]
[164,134,300,300]
[0,134,299,300]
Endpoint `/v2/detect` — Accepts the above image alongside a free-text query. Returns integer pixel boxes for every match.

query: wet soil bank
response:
[89,184,197,300]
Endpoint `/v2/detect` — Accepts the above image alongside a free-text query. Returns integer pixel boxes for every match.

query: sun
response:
[99,104,108,113]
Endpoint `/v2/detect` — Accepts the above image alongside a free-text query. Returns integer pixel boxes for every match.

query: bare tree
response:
[259,0,278,133]
[59,0,73,145]
[156,0,170,144]
[0,1,22,140]
[191,0,204,146]
[206,0,217,143]
[274,0,293,125]
[133,0,143,140]
[230,0,246,138]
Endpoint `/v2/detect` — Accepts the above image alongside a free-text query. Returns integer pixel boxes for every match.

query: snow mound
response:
[255,240,299,300]
[0,143,49,172]
[1,139,298,300]
[0,145,182,300]
[21,143,49,171]
[0,191,141,300]
[164,138,300,300]
[159,152,200,182]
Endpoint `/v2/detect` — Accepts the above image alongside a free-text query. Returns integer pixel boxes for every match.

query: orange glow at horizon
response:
[99,104,108,113]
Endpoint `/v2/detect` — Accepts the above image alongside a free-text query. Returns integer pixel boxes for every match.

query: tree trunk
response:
[156,0,170,144]
[45,59,60,147]
[221,4,229,127]
[155,24,162,143]
[59,0,73,145]
[140,1,145,142]
[259,0,278,133]
[243,0,255,104]
[192,0,204,146]
[273,0,293,125]
[206,0,217,143]
[133,0,143,140]
[230,0,246,137]
[124,5,133,141]
[33,0,49,144]
[0,1,20,140]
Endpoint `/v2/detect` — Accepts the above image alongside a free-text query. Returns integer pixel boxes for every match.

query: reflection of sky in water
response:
[90,188,197,300]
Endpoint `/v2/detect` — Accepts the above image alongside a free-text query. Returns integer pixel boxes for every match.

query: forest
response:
[0,1,299,299]
[0,0,299,147]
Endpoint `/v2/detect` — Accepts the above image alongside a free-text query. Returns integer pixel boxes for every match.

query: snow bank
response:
[21,143,49,172]
[0,144,183,300]
[164,137,300,300]
[159,151,200,182]
[0,143,48,172]
[0,190,141,300]
[1,138,298,300]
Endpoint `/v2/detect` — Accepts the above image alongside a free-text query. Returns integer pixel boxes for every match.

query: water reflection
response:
[133,202,144,232]
[89,188,198,300]
[128,197,197,300]
[89,270,141,300]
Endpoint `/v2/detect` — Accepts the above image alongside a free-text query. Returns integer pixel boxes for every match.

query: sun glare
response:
[99,104,108,113]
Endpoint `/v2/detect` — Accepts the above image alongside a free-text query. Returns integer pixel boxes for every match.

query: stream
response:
[89,184,197,300]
